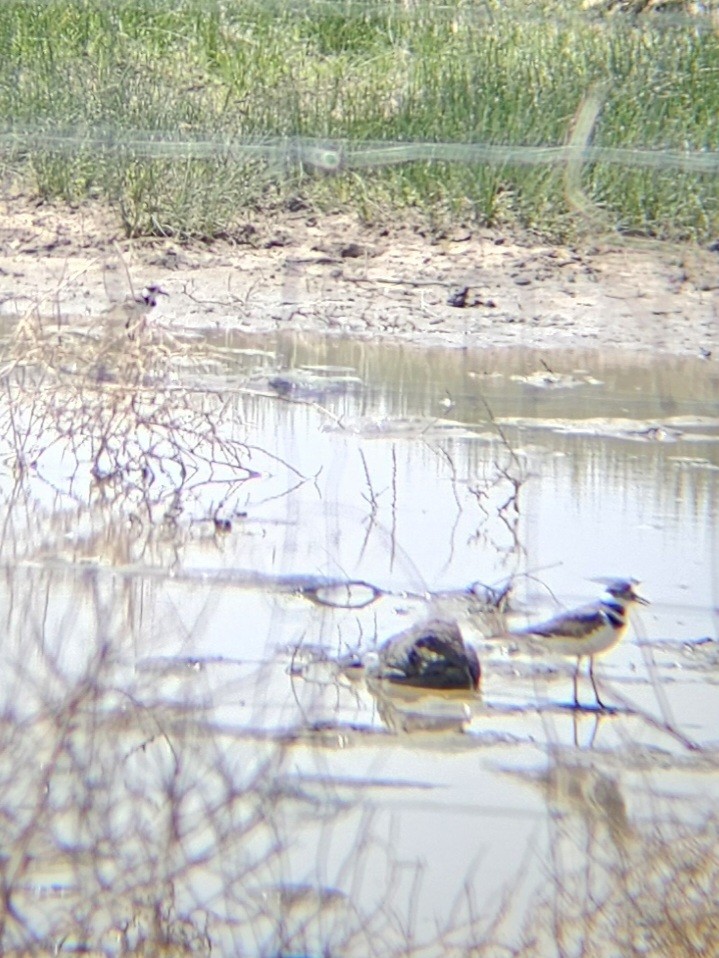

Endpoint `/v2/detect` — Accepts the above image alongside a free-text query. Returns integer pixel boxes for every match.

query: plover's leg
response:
[589,657,607,710]
[573,658,581,708]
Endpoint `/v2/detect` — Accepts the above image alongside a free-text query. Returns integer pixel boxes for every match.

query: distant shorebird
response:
[511,578,648,709]
[101,282,167,337]
[366,618,480,691]
[122,283,168,337]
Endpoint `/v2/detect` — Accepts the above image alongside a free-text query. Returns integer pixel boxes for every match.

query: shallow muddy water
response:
[0,327,717,955]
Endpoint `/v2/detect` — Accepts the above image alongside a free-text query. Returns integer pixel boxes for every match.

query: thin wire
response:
[0,129,717,173]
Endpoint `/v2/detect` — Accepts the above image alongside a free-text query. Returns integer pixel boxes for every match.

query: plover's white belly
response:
[521,619,625,658]
[514,608,626,655]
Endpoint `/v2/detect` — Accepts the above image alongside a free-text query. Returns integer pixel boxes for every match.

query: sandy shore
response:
[1,197,717,357]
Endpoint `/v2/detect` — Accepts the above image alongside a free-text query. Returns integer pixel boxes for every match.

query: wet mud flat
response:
[1,203,718,358]
[0,314,717,956]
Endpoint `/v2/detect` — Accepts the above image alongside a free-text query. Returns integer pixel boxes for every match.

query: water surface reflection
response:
[0,328,717,954]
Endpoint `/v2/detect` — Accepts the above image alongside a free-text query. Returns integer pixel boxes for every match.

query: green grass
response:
[0,0,717,240]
